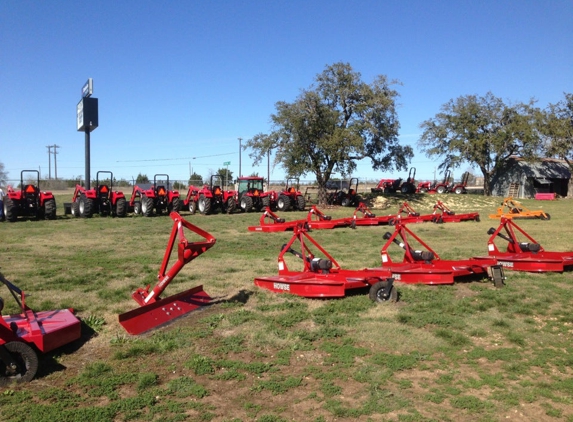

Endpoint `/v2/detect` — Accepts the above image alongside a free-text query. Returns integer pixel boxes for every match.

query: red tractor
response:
[68,171,127,218]
[3,170,56,222]
[399,167,417,194]
[416,170,452,194]
[449,172,469,194]
[128,174,181,217]
[327,177,360,207]
[371,168,416,194]
[237,176,277,212]
[276,178,306,212]
[371,178,401,194]
[185,175,237,215]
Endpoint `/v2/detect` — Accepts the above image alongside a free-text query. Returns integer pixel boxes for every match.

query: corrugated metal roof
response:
[516,160,571,179]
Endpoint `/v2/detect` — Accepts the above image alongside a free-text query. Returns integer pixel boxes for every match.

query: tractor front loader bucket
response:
[119,212,216,334]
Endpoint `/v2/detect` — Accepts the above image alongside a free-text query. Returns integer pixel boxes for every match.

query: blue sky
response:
[1,0,571,186]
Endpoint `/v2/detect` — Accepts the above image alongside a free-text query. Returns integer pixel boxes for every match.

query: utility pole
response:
[53,144,60,179]
[238,137,242,177]
[46,145,52,179]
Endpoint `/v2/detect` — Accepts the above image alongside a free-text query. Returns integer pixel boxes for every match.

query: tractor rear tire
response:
[368,280,398,303]
[198,195,212,215]
[226,198,236,214]
[261,196,270,210]
[240,195,253,212]
[44,198,56,220]
[0,341,39,385]
[341,197,351,207]
[142,196,154,217]
[277,195,291,212]
[79,195,93,218]
[454,187,464,194]
[115,197,127,217]
[170,197,182,213]
[296,195,306,211]
[71,200,80,218]
[4,198,18,222]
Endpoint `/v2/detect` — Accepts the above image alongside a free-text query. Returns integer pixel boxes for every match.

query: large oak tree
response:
[542,93,573,167]
[418,92,541,195]
[245,62,412,202]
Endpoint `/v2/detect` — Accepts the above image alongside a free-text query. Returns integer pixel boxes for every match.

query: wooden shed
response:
[489,157,571,198]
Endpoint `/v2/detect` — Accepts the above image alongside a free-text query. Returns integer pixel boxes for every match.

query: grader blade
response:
[119,212,216,334]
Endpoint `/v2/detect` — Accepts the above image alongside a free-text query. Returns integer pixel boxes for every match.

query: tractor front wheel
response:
[368,280,398,303]
[134,201,142,215]
[142,196,154,217]
[198,195,212,215]
[454,187,464,194]
[0,342,39,385]
[79,195,94,218]
[436,186,446,194]
[188,201,197,215]
[277,195,291,212]
[4,198,18,222]
[240,195,253,212]
[71,200,80,218]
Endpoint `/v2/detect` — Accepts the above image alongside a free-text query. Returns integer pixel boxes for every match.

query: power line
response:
[116,152,235,163]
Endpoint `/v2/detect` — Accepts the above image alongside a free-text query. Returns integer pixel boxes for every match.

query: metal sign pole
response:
[85,128,90,189]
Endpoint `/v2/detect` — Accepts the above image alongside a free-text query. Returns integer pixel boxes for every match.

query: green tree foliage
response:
[418,92,541,195]
[245,62,412,202]
[188,172,203,187]
[0,162,7,186]
[135,173,150,184]
[215,168,234,186]
[542,92,573,168]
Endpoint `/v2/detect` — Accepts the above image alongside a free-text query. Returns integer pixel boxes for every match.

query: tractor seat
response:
[214,187,222,195]
[289,187,295,193]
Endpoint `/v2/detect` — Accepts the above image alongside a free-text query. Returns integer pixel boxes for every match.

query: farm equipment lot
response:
[1,193,573,422]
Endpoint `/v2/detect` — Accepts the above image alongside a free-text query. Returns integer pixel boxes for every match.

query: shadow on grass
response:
[35,320,97,380]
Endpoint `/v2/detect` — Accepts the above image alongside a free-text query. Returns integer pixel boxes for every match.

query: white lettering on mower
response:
[392,273,401,281]
[273,282,290,291]
[499,261,513,268]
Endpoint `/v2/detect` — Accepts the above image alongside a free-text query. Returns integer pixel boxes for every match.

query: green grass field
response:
[1,193,572,422]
